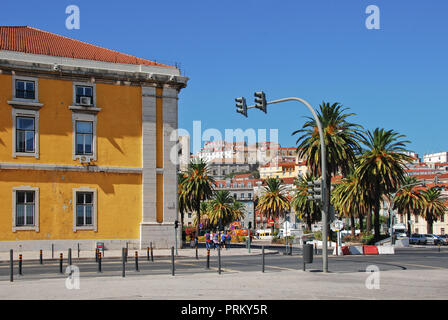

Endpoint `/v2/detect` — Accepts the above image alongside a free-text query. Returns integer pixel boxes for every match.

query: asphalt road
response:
[0,246,446,282]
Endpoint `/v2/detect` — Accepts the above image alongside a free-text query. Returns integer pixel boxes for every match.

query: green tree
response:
[256,178,290,232]
[356,128,412,241]
[182,159,215,236]
[291,174,321,231]
[332,169,369,236]
[292,102,363,238]
[393,175,424,237]
[420,187,447,234]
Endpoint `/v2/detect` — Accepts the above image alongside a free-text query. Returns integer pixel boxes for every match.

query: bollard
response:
[78,243,80,258]
[147,247,150,261]
[262,245,265,273]
[289,243,293,256]
[95,248,99,262]
[314,243,317,255]
[150,245,154,262]
[122,248,126,278]
[18,254,23,276]
[68,248,72,266]
[39,250,43,265]
[51,244,54,259]
[218,246,221,275]
[438,244,441,252]
[206,249,210,269]
[135,251,139,272]
[195,246,198,260]
[125,247,128,262]
[171,247,175,276]
[9,250,13,282]
[98,252,102,273]
[59,253,63,274]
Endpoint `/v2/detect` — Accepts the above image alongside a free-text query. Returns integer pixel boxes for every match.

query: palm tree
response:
[256,178,290,232]
[193,201,211,230]
[208,190,236,228]
[291,174,321,231]
[393,175,424,237]
[182,159,215,236]
[292,102,363,238]
[177,173,189,240]
[332,169,369,236]
[356,128,412,241]
[420,187,447,234]
[231,201,246,224]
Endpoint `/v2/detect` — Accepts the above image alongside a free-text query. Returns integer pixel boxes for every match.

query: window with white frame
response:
[72,113,97,161]
[12,108,39,158]
[75,85,94,105]
[12,76,39,103]
[73,187,97,232]
[12,187,39,232]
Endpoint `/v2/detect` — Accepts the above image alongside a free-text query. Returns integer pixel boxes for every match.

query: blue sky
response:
[1,0,447,157]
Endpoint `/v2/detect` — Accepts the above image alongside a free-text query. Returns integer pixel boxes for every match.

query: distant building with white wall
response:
[424,152,448,164]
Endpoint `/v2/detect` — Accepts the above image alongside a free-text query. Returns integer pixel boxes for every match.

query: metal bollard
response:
[122,248,126,278]
[262,245,265,273]
[289,243,293,255]
[98,252,102,273]
[59,253,63,274]
[39,250,43,265]
[315,243,318,255]
[125,247,128,262]
[10,250,13,282]
[196,246,198,260]
[171,247,175,276]
[68,248,72,266]
[78,243,80,258]
[95,248,99,262]
[19,254,23,276]
[218,246,221,275]
[151,245,154,262]
[206,249,210,269]
[147,247,150,261]
[438,244,441,252]
[135,251,139,272]
[51,244,54,259]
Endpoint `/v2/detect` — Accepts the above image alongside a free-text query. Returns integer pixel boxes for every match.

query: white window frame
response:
[72,113,97,162]
[12,186,39,232]
[12,75,39,103]
[72,82,97,107]
[12,108,40,159]
[73,187,98,232]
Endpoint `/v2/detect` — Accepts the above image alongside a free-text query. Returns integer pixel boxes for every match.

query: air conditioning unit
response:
[79,96,92,106]
[80,156,91,163]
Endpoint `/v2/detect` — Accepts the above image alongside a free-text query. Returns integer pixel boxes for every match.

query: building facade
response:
[0,26,188,250]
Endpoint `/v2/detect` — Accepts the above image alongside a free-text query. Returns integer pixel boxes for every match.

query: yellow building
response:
[0,26,188,250]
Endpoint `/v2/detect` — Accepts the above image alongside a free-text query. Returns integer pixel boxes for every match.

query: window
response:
[248,193,252,199]
[414,214,419,223]
[75,85,93,104]
[188,213,192,219]
[441,228,445,235]
[233,193,237,199]
[75,121,93,155]
[241,193,245,199]
[15,80,35,100]
[12,109,39,158]
[72,113,97,162]
[441,215,445,223]
[16,116,35,153]
[16,191,35,226]
[12,187,39,232]
[73,188,97,232]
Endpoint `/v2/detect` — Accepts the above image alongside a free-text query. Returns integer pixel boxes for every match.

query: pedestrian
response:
[213,232,219,249]
[221,232,227,248]
[194,234,198,248]
[205,231,211,250]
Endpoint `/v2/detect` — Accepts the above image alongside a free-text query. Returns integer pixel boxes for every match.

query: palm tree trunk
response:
[359,215,364,233]
[196,200,201,237]
[427,215,433,234]
[406,209,412,238]
[366,205,372,233]
[350,215,355,237]
[374,201,381,242]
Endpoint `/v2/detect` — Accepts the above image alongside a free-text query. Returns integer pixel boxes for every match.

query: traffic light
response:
[254,91,267,113]
[174,220,179,229]
[307,179,323,202]
[235,97,247,117]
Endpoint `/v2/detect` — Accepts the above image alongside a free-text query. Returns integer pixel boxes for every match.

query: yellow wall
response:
[0,74,142,168]
[0,170,141,241]
[0,73,144,241]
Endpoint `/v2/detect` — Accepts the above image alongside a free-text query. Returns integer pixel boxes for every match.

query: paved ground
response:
[0,246,447,300]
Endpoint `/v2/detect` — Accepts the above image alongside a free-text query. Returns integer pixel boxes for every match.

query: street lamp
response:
[235,93,330,272]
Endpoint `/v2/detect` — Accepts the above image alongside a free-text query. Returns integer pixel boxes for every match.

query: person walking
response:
[213,232,219,249]
[221,232,227,249]
[205,231,211,250]
[226,231,231,250]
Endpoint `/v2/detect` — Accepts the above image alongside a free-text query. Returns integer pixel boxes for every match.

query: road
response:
[1,246,446,281]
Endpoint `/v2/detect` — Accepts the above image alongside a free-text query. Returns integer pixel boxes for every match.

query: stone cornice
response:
[0,162,142,174]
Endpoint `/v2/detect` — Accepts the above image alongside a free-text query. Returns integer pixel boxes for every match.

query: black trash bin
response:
[302,243,313,271]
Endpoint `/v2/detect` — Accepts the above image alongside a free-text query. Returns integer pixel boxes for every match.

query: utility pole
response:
[236,93,329,272]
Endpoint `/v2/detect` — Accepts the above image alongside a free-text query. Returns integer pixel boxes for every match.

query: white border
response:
[12,108,40,159]
[73,187,98,232]
[11,75,39,103]
[12,186,40,232]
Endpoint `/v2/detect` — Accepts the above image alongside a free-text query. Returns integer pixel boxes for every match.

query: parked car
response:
[409,234,427,245]
[424,234,447,245]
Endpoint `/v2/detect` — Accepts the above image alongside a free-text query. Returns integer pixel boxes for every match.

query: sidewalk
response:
[0,247,277,262]
[1,267,447,299]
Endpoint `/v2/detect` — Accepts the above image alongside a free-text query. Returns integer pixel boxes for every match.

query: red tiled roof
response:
[0,26,175,68]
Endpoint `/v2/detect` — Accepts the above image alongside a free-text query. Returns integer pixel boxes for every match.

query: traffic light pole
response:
[246,97,329,273]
